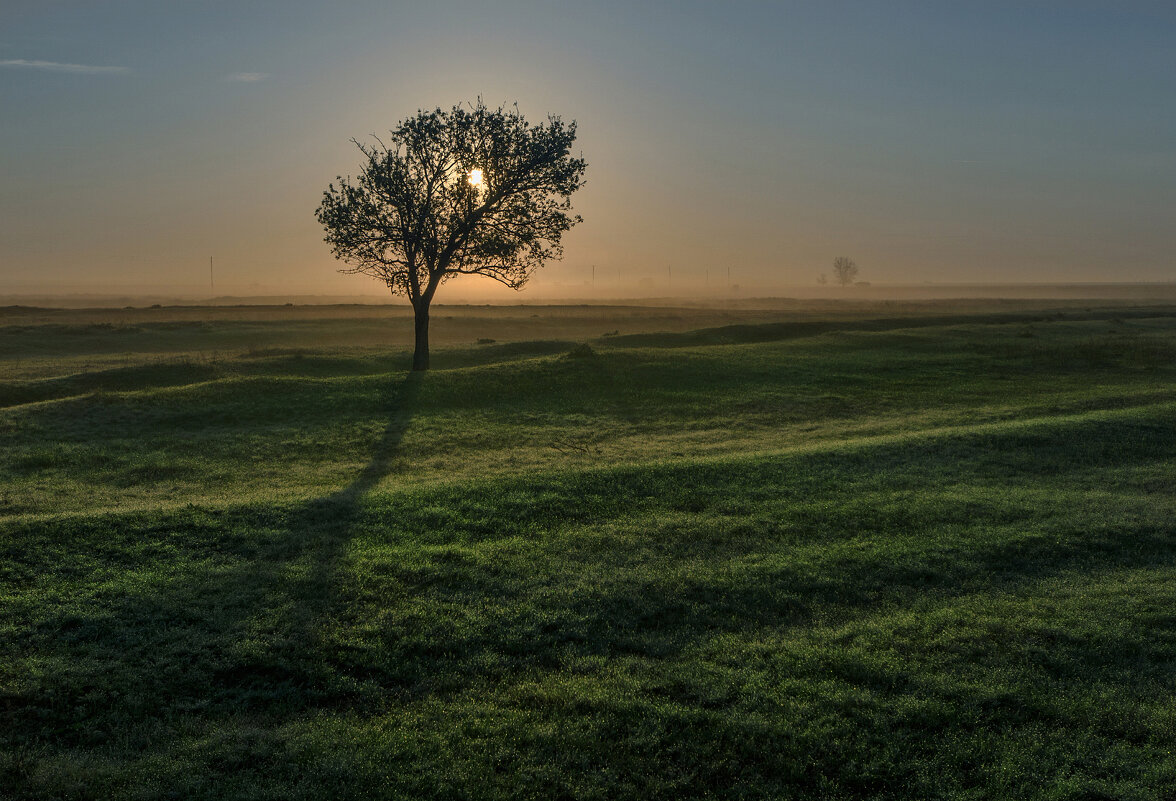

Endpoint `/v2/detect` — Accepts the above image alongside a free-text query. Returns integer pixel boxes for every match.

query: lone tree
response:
[316,101,586,370]
[832,256,860,287]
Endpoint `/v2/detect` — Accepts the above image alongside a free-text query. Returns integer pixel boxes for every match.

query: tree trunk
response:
[412,301,430,371]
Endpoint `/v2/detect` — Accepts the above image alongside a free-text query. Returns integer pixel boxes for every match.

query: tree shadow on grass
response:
[1,370,423,752]
[204,370,425,706]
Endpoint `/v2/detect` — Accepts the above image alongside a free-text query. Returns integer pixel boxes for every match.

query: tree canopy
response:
[316,100,586,369]
[832,256,860,287]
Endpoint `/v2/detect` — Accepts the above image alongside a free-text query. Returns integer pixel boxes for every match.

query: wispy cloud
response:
[226,72,268,82]
[0,58,130,75]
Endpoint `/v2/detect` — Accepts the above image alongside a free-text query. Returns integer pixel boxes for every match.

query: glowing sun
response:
[468,168,483,186]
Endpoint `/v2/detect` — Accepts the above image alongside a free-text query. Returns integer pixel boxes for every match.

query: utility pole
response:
[210,256,215,293]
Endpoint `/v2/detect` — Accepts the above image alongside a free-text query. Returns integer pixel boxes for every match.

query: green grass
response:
[3,303,1176,799]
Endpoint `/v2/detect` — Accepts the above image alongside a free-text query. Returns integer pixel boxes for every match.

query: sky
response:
[2,0,1176,299]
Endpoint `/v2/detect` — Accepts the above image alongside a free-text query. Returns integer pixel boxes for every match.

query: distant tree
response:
[316,101,587,370]
[832,256,859,287]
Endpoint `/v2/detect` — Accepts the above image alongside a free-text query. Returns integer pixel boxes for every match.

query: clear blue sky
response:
[3,1,1175,296]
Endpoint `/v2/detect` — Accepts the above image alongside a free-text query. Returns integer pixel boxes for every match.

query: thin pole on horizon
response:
[210,257,214,293]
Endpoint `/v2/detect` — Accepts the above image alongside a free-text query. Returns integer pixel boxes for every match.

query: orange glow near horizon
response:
[4,5,1176,299]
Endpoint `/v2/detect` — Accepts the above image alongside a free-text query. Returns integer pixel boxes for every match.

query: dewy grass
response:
[2,303,1176,798]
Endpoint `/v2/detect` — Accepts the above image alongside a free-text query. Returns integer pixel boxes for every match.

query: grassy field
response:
[2,301,1176,799]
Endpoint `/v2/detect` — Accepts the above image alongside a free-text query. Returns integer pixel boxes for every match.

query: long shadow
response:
[276,369,423,637]
[318,372,422,503]
[205,370,425,702]
[1,370,425,753]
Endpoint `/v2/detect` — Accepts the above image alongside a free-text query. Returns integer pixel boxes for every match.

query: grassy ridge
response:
[3,306,1176,798]
[3,314,1175,518]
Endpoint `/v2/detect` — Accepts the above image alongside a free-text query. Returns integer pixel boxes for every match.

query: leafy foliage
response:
[316,101,586,303]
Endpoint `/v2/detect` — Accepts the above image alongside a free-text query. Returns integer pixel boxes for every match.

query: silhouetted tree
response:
[832,256,859,287]
[316,101,586,370]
